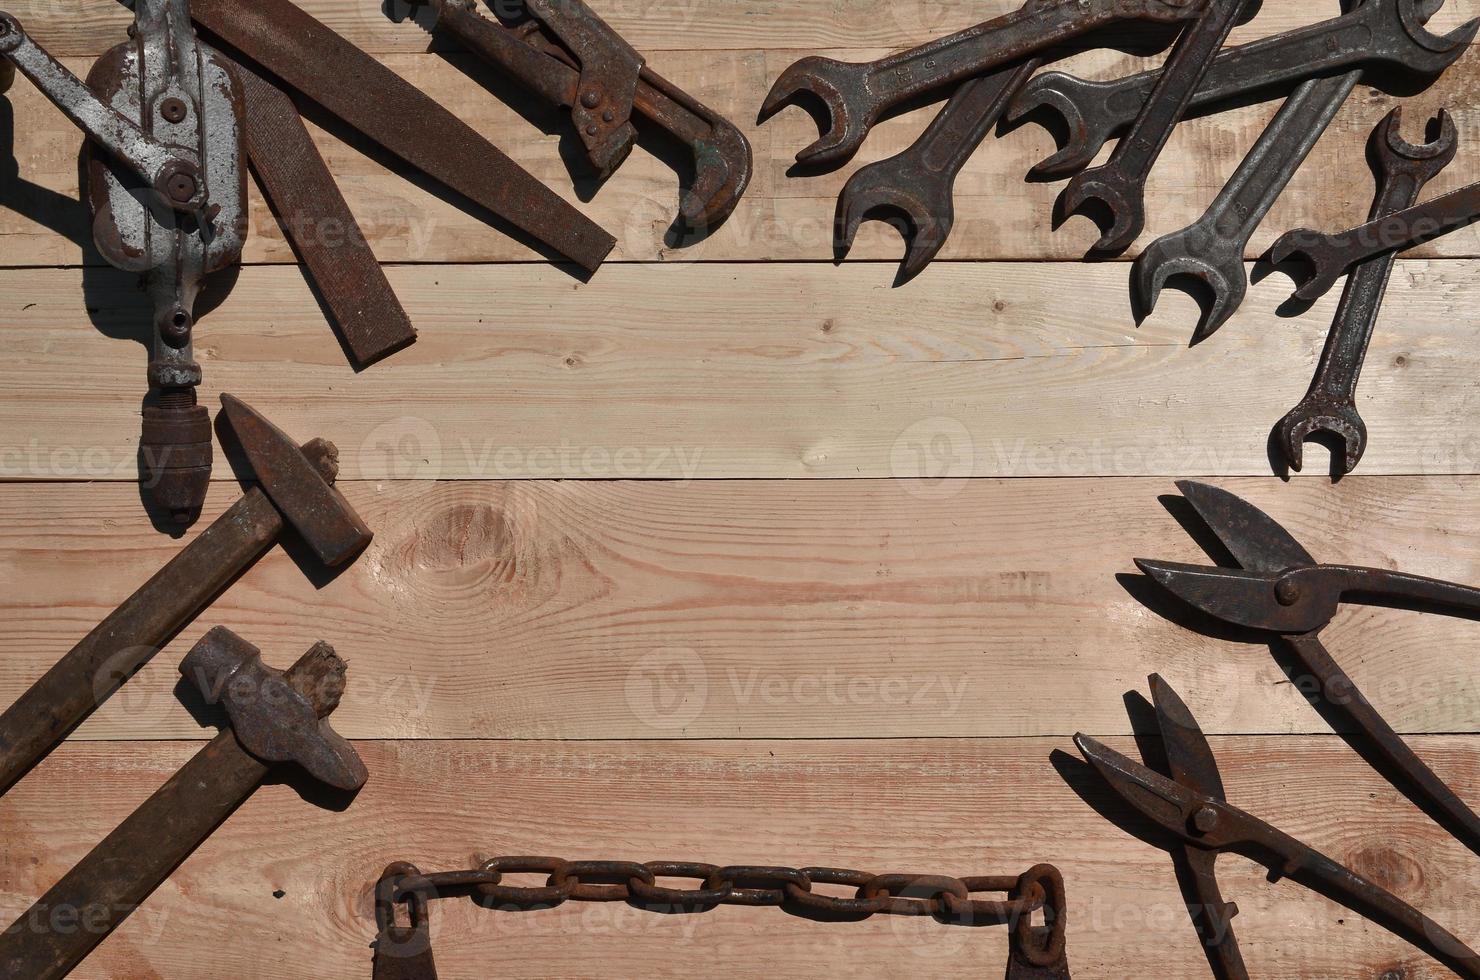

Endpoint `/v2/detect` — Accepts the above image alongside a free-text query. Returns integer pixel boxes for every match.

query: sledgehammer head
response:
[219,394,372,567]
[182,626,368,791]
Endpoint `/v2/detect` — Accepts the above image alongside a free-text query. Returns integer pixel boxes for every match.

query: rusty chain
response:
[372,856,1070,978]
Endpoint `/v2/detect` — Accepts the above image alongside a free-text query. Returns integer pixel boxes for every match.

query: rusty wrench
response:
[414,0,751,229]
[1273,108,1456,475]
[1132,66,1360,341]
[835,58,1040,281]
[1060,0,1253,254]
[1272,171,1480,302]
[1007,0,1475,180]
[760,0,1208,169]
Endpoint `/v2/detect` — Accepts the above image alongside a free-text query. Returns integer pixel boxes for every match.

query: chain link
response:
[374,856,1069,977]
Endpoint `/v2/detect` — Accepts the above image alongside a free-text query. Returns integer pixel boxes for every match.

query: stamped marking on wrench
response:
[1132,66,1360,341]
[760,0,1207,168]
[1006,0,1473,180]
[1274,108,1456,476]
[1059,0,1252,254]
[835,58,1040,281]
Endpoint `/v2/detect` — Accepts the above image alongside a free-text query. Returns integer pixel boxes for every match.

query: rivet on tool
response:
[1191,805,1220,835]
[1275,579,1302,606]
[160,96,188,123]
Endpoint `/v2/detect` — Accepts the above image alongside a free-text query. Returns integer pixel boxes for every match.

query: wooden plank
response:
[12,0,1478,55]
[1,38,1477,264]
[2,261,1480,481]
[5,477,1480,740]
[0,736,1473,978]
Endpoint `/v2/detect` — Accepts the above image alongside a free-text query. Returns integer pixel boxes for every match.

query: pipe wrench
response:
[408,0,752,230]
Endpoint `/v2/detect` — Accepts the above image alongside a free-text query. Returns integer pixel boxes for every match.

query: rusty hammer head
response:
[181,626,367,791]
[219,394,372,567]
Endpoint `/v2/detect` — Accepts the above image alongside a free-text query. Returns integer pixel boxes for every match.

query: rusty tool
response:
[1076,675,1480,980]
[1131,64,1362,341]
[228,54,417,368]
[835,57,1041,281]
[188,0,614,273]
[1007,0,1476,180]
[373,858,1071,979]
[760,0,1209,169]
[1060,0,1254,255]
[0,394,370,800]
[0,627,367,980]
[0,0,244,524]
[1136,481,1480,855]
[406,0,752,231]
[1274,108,1456,474]
[1271,167,1480,303]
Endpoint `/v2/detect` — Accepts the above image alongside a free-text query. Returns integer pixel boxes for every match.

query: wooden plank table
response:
[0,2,1478,977]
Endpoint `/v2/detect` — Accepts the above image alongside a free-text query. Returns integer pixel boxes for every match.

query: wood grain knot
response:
[1344,844,1424,897]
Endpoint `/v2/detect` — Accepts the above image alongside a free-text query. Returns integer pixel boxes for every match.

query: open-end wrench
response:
[1132,66,1361,341]
[1060,0,1252,254]
[760,0,1208,169]
[1006,0,1474,180]
[1271,168,1480,302]
[1273,108,1456,475]
[835,57,1041,281]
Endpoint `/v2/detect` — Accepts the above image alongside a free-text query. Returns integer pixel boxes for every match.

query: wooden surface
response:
[0,1,1478,977]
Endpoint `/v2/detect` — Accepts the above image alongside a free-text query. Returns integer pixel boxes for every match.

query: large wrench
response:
[1060,0,1251,254]
[760,0,1208,169]
[1131,66,1360,341]
[1273,108,1456,475]
[420,0,751,228]
[1006,0,1475,180]
[835,58,1041,281]
[1271,169,1480,302]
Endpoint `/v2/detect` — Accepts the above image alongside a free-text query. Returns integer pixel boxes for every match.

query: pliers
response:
[1135,481,1480,855]
[1076,676,1480,979]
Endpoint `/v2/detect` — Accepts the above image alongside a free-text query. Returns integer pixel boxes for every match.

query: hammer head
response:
[219,394,372,567]
[181,626,368,791]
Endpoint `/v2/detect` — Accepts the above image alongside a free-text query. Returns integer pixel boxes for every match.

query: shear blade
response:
[1175,481,1315,574]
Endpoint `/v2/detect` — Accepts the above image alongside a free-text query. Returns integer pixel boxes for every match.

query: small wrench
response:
[1274,107,1456,475]
[1271,170,1480,303]
[1006,0,1474,180]
[835,58,1040,281]
[1060,0,1252,254]
[1132,66,1360,341]
[760,0,1207,169]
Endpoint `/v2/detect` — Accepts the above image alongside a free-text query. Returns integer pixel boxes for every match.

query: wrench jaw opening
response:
[1058,170,1144,255]
[761,57,871,167]
[1266,232,1345,303]
[1398,0,1480,61]
[678,115,754,230]
[1005,72,1117,181]
[836,164,953,282]
[1131,230,1246,344]
[1274,399,1367,475]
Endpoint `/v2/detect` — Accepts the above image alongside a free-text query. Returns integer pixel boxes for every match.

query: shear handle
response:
[1287,564,1480,617]
[1201,801,1480,979]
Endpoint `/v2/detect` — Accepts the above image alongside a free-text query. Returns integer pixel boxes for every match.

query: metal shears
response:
[1076,675,1480,979]
[1135,480,1480,856]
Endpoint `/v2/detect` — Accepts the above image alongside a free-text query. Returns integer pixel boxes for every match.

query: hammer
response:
[0,394,372,797]
[0,627,368,980]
